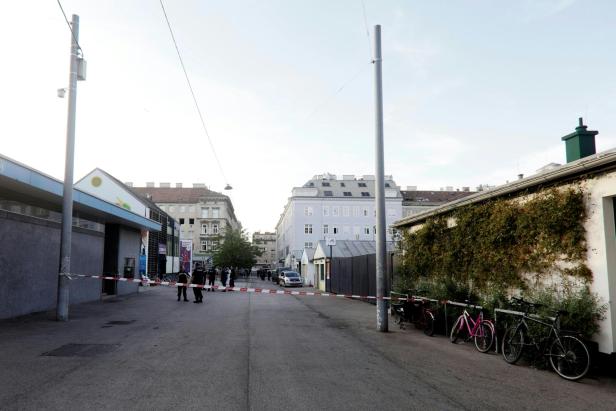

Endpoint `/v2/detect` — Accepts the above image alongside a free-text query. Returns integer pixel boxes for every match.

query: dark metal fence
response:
[326,253,393,297]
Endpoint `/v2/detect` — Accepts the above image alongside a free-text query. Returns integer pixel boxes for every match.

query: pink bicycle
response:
[449,303,495,353]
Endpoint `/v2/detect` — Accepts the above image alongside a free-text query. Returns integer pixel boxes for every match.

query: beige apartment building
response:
[131,183,241,265]
[252,231,276,269]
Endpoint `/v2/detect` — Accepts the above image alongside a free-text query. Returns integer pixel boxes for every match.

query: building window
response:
[373,225,376,234]
[343,192,352,197]
[358,182,367,187]
[304,242,313,248]
[179,218,185,224]
[324,191,333,196]
[304,224,313,234]
[212,208,220,218]
[340,182,346,187]
[304,206,313,216]
[354,226,360,235]
[201,224,208,235]
[332,207,339,217]
[333,226,339,234]
[364,226,370,235]
[189,218,194,225]
[322,182,330,187]
[212,223,219,234]
[353,206,360,217]
[201,208,209,218]
[363,208,369,217]
[323,206,329,216]
[343,207,349,217]
[323,225,329,234]
[385,183,391,187]
[361,192,370,197]
[201,240,208,252]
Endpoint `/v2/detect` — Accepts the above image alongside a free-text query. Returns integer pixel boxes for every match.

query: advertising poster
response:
[180,240,193,273]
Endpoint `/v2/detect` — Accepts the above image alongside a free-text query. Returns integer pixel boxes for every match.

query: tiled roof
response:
[131,187,227,204]
[401,190,474,204]
[298,177,401,198]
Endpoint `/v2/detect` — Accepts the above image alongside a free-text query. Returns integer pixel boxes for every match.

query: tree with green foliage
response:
[211,229,262,270]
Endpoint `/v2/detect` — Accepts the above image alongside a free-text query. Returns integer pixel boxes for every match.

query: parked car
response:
[272,267,290,283]
[279,271,302,287]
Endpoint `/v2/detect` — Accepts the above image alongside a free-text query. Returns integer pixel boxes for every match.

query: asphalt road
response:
[0,277,614,410]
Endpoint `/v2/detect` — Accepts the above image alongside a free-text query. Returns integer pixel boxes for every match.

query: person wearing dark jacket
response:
[177,269,189,301]
[192,264,206,303]
[207,268,216,292]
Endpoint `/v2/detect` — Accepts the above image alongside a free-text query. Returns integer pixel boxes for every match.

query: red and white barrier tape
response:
[63,273,410,301]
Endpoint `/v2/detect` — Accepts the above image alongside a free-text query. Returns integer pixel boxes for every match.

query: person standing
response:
[192,263,206,303]
[229,268,236,288]
[177,269,189,302]
[207,268,216,292]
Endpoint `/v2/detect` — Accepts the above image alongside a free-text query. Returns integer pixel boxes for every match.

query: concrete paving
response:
[0,277,614,411]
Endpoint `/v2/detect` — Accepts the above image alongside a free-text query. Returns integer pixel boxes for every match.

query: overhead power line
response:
[56,0,83,57]
[158,0,229,186]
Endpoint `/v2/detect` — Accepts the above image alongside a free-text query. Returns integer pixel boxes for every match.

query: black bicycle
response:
[390,291,435,336]
[501,297,590,381]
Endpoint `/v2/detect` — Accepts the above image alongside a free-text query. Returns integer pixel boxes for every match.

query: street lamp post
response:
[56,14,85,321]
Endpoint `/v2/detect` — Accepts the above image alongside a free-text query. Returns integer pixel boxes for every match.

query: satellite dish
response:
[224,184,233,190]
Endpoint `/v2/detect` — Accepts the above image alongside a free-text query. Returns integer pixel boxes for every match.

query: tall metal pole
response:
[56,14,80,321]
[373,25,388,332]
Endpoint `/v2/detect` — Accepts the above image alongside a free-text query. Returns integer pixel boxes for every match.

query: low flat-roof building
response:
[393,120,616,355]
[0,154,160,319]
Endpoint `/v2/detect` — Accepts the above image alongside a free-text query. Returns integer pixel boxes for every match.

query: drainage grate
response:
[106,320,135,325]
[42,343,120,357]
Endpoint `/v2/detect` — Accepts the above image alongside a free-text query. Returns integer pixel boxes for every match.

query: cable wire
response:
[159,0,229,185]
[301,62,370,124]
[361,0,372,58]
[56,0,83,57]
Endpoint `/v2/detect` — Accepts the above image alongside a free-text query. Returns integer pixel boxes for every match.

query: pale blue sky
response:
[1,1,615,234]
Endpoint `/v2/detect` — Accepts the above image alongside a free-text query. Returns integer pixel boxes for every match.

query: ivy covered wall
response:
[398,187,591,299]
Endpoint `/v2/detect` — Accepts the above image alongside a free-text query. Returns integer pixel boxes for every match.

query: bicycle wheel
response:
[502,326,524,364]
[423,311,435,336]
[549,335,590,381]
[450,316,464,343]
[474,321,494,353]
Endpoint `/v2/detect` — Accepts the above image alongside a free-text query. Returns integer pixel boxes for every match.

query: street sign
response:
[326,237,336,246]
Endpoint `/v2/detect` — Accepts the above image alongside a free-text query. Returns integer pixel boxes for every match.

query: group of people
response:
[256,268,271,281]
[176,264,237,303]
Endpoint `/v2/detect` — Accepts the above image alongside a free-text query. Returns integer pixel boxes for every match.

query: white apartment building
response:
[275,173,402,264]
[252,231,276,269]
[131,183,241,264]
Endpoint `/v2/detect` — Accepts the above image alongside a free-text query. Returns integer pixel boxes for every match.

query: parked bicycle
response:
[449,301,495,353]
[501,296,590,381]
[390,291,436,336]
